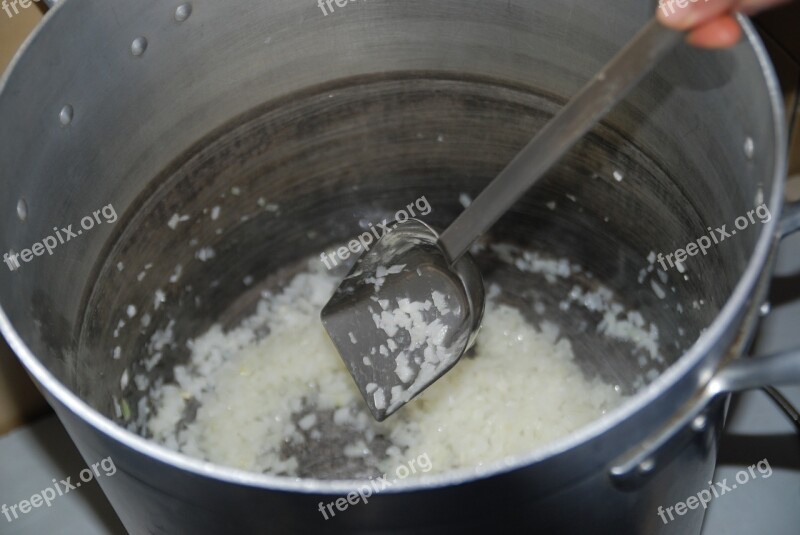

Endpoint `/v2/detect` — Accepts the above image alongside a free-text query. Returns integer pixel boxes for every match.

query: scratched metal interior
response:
[62,73,739,478]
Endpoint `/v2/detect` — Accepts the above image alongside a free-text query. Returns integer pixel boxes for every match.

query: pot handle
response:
[609,199,800,489]
[711,198,800,390]
[779,198,800,237]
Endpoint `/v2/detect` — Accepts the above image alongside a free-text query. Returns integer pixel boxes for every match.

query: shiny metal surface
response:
[0,0,791,533]
[321,218,484,420]
[327,19,681,419]
[439,17,683,261]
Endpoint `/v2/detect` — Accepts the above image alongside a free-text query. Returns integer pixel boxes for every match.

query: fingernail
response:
[657,0,704,29]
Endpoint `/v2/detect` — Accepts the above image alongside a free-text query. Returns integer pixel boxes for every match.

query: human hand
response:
[657,0,791,48]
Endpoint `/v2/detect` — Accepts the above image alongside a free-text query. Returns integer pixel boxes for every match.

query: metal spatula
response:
[322,18,683,420]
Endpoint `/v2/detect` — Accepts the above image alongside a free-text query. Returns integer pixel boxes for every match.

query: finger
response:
[685,15,742,48]
[657,0,737,30]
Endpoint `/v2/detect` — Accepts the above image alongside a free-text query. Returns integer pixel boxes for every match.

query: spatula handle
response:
[438,17,683,263]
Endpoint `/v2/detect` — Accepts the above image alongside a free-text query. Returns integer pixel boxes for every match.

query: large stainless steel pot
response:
[1,0,799,533]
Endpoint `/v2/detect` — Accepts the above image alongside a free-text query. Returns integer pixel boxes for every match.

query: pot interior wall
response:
[76,72,723,434]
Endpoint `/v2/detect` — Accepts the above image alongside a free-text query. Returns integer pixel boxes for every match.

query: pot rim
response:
[0,10,787,494]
